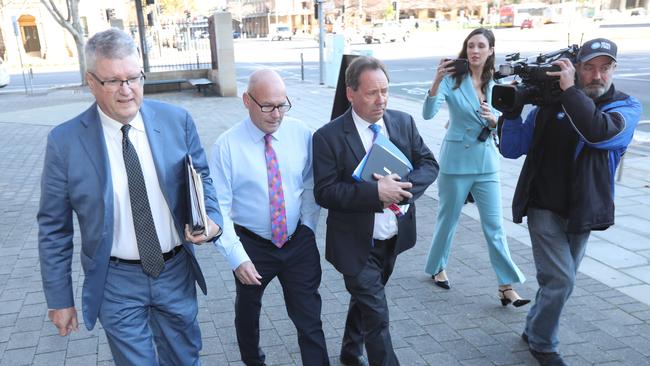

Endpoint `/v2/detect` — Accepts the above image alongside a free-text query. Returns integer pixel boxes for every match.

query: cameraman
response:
[498,38,642,365]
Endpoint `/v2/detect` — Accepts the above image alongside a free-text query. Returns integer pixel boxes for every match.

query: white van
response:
[271,25,292,41]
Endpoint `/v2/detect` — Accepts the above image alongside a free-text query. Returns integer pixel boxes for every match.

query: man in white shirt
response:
[210,69,329,366]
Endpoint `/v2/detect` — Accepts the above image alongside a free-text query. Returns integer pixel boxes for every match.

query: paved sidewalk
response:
[0,78,648,365]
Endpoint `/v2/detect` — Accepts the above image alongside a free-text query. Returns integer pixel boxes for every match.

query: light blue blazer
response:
[37,100,223,330]
[422,74,499,174]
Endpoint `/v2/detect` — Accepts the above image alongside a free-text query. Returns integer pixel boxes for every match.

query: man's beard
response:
[582,81,610,99]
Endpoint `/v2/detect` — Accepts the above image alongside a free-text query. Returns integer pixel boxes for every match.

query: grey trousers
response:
[524,207,590,353]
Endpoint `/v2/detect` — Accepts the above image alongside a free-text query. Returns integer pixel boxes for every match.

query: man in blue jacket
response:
[499,38,642,365]
[38,28,222,365]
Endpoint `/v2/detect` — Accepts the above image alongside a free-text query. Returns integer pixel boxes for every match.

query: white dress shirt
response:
[351,110,399,240]
[99,107,181,259]
[210,116,320,270]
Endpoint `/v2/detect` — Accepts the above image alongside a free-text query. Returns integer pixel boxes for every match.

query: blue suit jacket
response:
[422,74,499,174]
[37,100,222,330]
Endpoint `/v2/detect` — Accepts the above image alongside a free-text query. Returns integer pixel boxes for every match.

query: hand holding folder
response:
[352,136,413,217]
[185,155,208,236]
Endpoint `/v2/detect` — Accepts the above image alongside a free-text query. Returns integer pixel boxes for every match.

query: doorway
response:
[18,15,42,57]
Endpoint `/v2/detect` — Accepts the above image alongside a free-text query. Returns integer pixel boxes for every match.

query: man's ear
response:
[242,92,250,107]
[86,72,97,93]
[346,86,353,103]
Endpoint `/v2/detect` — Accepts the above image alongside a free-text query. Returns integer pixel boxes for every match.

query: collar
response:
[97,106,144,141]
[351,109,385,134]
[244,116,282,143]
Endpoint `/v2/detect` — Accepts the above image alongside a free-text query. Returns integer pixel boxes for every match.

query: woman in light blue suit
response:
[422,28,529,307]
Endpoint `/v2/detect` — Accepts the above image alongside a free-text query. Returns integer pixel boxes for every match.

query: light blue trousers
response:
[424,172,525,285]
[525,207,589,353]
[98,248,202,366]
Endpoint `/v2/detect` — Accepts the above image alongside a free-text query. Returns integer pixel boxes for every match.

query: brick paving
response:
[0,79,648,365]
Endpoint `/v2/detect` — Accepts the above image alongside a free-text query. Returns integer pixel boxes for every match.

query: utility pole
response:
[135,0,150,72]
[316,0,324,85]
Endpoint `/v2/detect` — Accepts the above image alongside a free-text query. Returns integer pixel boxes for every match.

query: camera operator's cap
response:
[578,38,617,63]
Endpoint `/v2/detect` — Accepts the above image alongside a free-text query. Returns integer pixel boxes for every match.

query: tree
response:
[158,0,197,17]
[40,0,87,85]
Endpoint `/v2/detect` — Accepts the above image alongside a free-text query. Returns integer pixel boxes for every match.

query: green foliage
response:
[158,0,196,16]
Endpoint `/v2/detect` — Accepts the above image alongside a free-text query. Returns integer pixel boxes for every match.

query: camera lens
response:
[499,64,514,76]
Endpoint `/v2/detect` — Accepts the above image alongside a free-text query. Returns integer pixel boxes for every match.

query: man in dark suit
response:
[37,28,222,365]
[313,56,439,366]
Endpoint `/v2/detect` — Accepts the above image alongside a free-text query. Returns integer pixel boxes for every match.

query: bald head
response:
[247,69,285,95]
[243,69,290,134]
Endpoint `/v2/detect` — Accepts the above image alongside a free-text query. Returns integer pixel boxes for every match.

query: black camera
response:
[492,45,579,114]
[477,126,491,142]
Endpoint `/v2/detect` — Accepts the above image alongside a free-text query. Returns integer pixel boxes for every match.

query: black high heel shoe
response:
[432,270,450,290]
[499,288,530,307]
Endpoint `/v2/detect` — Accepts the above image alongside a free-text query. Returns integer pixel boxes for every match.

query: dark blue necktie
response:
[121,125,164,277]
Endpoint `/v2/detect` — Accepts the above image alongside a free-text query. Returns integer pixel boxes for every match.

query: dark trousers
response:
[341,237,399,366]
[233,224,329,366]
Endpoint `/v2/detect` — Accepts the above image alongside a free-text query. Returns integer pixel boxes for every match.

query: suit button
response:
[465,144,470,148]
[466,128,471,131]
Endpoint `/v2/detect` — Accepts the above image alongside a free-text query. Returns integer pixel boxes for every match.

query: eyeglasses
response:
[88,71,146,91]
[247,93,292,113]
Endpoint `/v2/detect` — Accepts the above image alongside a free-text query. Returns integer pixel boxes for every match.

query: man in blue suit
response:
[37,28,222,365]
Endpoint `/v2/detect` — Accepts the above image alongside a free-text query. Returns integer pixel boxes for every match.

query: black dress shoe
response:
[529,348,567,366]
[498,288,530,307]
[432,270,450,289]
[339,354,369,366]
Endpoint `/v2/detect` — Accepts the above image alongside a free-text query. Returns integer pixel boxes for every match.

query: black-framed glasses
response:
[88,71,146,91]
[247,93,292,113]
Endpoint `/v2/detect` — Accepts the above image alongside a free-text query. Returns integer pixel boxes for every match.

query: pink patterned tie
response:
[264,134,288,247]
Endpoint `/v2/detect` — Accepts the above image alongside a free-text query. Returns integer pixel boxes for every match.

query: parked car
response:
[520,19,534,29]
[0,59,9,88]
[270,25,292,41]
[630,7,647,16]
[364,22,409,44]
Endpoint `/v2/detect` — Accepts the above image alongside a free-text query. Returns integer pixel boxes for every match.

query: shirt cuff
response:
[224,242,251,270]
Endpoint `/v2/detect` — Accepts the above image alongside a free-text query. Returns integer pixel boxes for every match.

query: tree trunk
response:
[73,34,86,84]
[41,0,87,85]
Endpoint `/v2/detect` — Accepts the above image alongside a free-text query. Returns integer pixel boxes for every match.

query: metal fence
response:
[141,20,212,72]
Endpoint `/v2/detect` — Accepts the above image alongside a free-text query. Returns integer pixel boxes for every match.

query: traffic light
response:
[147,12,154,26]
[314,3,319,20]
[392,1,397,11]
[146,0,156,4]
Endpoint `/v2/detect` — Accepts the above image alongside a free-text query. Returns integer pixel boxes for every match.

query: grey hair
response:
[345,56,389,91]
[85,28,139,72]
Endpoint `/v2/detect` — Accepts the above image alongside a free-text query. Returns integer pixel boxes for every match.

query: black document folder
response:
[185,155,208,236]
[360,143,411,182]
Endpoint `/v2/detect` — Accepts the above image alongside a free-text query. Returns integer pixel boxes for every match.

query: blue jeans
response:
[525,208,590,353]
